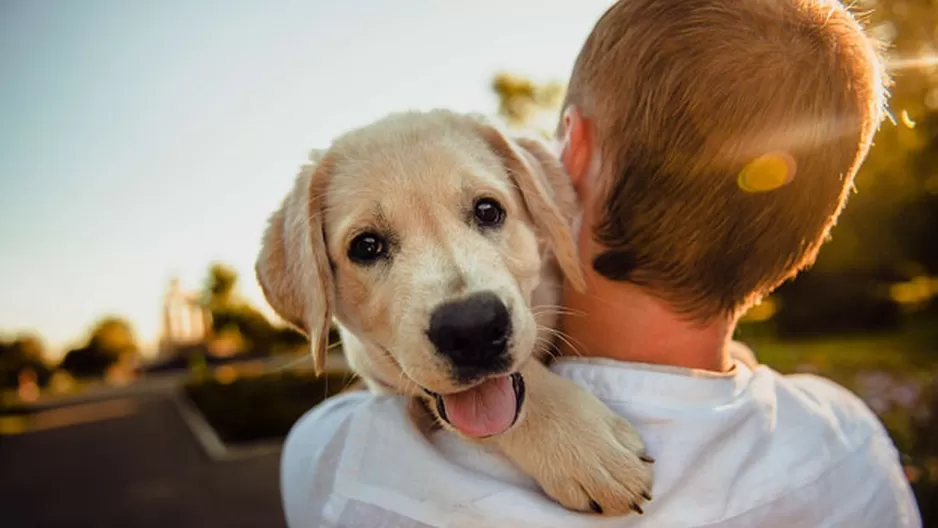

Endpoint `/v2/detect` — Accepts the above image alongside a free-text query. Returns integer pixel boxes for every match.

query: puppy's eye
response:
[473,198,505,228]
[348,233,387,264]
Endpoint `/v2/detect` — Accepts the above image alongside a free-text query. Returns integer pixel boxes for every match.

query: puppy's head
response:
[256,110,584,437]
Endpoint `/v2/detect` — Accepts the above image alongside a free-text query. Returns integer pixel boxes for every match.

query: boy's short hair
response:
[562,0,888,320]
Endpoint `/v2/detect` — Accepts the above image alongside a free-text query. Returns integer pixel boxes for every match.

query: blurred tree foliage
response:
[813,0,938,275]
[775,0,938,334]
[59,317,138,378]
[0,334,52,390]
[202,262,307,355]
[206,262,239,308]
[492,72,565,134]
[493,0,938,335]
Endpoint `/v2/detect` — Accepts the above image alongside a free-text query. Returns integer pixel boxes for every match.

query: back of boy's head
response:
[561,0,889,321]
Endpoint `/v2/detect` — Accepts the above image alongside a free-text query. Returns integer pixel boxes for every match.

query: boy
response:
[280,0,921,525]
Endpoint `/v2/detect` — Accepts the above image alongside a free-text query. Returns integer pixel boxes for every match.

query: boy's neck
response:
[554,125,735,372]
[558,278,735,373]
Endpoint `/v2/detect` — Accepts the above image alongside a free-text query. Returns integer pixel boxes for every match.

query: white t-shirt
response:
[280,344,921,527]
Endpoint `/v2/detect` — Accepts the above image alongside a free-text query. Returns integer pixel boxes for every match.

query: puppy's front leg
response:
[489,360,654,515]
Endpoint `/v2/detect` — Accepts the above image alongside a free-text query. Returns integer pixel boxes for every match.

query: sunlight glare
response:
[887,55,938,72]
[738,152,796,193]
[900,109,917,128]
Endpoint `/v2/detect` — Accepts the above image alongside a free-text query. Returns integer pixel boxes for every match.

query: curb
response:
[170,391,283,462]
[171,352,352,462]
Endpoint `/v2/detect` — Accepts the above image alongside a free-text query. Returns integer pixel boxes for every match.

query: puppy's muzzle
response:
[427,291,512,382]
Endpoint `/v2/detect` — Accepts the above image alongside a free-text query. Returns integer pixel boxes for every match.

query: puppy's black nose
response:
[427,292,512,372]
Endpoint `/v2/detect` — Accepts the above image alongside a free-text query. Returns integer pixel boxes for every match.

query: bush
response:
[59,317,139,379]
[184,370,356,444]
[0,336,52,390]
[773,271,903,338]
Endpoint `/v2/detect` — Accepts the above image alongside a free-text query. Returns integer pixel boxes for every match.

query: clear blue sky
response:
[0,0,615,358]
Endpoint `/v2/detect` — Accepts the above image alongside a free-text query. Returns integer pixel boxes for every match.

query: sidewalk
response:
[0,395,285,528]
[0,351,351,527]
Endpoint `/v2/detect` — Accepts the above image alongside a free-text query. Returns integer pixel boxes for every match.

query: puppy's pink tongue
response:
[441,375,516,437]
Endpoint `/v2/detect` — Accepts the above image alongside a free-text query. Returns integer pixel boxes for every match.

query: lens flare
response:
[900,109,916,129]
[738,152,796,193]
[887,55,938,72]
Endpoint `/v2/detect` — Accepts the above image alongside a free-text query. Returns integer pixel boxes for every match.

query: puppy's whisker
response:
[530,282,570,292]
[534,335,563,360]
[339,372,361,392]
[534,302,582,310]
[579,290,628,310]
[533,303,581,311]
[532,306,586,318]
[396,370,413,391]
[552,332,584,358]
[538,324,587,358]
[268,338,344,374]
[539,285,626,312]
[270,354,312,373]
[552,325,588,353]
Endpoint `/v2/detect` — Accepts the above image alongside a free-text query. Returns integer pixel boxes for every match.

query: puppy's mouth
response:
[424,372,525,438]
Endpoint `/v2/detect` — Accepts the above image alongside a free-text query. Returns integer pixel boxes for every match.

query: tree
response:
[200,262,307,355]
[771,0,938,327]
[491,72,565,135]
[60,317,139,379]
[807,0,938,279]
[205,262,239,309]
[0,334,52,390]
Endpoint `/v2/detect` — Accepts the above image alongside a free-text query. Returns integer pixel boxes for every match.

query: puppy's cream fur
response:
[257,110,652,515]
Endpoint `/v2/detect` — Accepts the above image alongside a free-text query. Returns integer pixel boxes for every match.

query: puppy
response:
[256,109,653,515]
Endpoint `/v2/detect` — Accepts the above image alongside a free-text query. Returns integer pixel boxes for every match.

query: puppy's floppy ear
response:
[256,153,336,375]
[473,120,587,292]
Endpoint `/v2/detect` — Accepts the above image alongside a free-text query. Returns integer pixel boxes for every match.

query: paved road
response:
[0,394,285,528]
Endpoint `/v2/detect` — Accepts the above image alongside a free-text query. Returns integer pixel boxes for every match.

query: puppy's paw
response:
[535,411,654,516]
[491,361,654,516]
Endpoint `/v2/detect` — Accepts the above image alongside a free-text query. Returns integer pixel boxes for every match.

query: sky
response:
[0,0,616,359]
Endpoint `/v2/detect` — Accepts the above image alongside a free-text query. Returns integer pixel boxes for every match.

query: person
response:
[279,0,922,526]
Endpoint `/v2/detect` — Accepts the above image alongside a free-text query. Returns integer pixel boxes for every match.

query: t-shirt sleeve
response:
[280,392,371,528]
[785,374,923,527]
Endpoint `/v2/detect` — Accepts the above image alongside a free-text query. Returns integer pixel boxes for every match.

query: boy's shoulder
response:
[279,363,921,527]
[732,340,893,444]
[780,370,892,435]
[751,368,922,526]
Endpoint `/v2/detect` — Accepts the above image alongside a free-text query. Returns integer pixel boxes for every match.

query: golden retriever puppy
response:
[256,109,653,515]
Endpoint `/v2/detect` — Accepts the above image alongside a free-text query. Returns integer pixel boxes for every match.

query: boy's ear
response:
[559,105,593,194]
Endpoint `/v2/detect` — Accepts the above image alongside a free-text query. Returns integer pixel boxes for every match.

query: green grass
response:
[736,314,937,385]
[748,335,934,378]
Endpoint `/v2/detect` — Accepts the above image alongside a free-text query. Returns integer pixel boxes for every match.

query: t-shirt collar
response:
[549,348,757,408]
